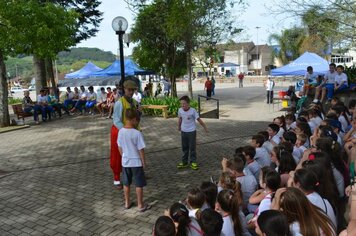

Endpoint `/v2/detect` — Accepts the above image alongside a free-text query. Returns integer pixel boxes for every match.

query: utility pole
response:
[256,26,260,75]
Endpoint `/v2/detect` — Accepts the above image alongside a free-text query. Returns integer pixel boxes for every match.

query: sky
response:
[77,0,295,56]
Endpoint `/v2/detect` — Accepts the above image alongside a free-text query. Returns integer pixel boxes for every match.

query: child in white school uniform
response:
[118,108,150,212]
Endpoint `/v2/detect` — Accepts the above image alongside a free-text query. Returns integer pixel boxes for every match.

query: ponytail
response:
[217,190,243,236]
[170,203,190,236]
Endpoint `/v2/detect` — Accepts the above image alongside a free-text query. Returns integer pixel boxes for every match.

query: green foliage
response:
[269,27,306,64]
[57,48,116,64]
[8,97,22,105]
[141,97,198,117]
[344,66,356,84]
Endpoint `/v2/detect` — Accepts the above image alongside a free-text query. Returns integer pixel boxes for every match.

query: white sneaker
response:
[312,99,318,103]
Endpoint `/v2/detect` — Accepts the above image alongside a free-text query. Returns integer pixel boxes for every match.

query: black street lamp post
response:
[112,16,128,85]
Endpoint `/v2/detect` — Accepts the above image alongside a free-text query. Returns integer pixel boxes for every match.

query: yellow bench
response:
[141,105,169,119]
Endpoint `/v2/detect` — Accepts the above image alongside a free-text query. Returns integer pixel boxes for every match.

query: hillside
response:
[5,47,118,82]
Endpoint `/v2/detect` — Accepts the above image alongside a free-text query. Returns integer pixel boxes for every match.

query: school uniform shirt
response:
[188,208,199,219]
[178,107,199,132]
[255,147,271,167]
[66,91,74,100]
[262,141,273,154]
[310,117,323,129]
[98,92,107,103]
[265,79,274,91]
[247,161,261,183]
[308,121,317,134]
[270,135,281,145]
[133,92,142,103]
[305,72,318,85]
[87,92,97,101]
[339,116,348,133]
[292,146,303,164]
[37,95,48,104]
[237,175,258,207]
[117,128,146,167]
[79,91,88,99]
[307,192,337,227]
[239,211,252,236]
[257,193,272,216]
[276,127,285,138]
[324,70,337,84]
[332,166,345,198]
[187,218,203,236]
[221,215,235,236]
[335,73,348,86]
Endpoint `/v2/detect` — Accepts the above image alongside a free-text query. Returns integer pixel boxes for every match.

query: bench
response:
[141,105,169,119]
[11,104,33,124]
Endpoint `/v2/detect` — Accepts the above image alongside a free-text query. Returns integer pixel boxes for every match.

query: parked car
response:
[28,85,36,91]
[10,86,28,93]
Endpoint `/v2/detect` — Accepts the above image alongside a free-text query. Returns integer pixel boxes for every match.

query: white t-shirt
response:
[98,92,107,103]
[305,72,318,84]
[133,92,142,103]
[178,107,199,132]
[67,91,74,100]
[117,128,146,167]
[87,92,97,101]
[257,193,272,216]
[265,79,274,91]
[37,95,48,104]
[324,70,337,84]
[307,192,337,227]
[79,91,88,99]
[335,73,348,86]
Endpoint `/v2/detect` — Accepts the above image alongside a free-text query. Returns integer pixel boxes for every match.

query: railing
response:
[198,95,219,119]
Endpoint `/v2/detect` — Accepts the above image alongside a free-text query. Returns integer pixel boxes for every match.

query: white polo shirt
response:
[335,73,348,86]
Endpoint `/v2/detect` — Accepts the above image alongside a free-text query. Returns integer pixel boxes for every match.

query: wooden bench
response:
[12,104,33,124]
[141,105,169,119]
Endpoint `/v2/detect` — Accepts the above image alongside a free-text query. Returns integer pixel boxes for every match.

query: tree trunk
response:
[0,50,10,127]
[33,55,47,95]
[45,58,55,89]
[187,47,193,99]
[170,76,177,97]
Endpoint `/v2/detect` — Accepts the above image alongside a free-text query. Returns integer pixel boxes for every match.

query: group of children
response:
[152,96,356,236]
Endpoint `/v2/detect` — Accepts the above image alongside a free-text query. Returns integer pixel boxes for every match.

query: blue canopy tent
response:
[271,52,329,76]
[64,61,102,79]
[90,59,154,77]
[218,62,239,67]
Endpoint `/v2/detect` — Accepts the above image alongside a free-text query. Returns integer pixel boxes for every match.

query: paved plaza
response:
[0,83,287,235]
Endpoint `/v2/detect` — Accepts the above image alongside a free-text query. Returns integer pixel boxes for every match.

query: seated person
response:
[107,88,119,119]
[85,86,97,114]
[63,87,75,114]
[70,85,87,114]
[22,90,40,124]
[48,87,63,117]
[302,66,318,96]
[37,88,53,122]
[96,87,107,117]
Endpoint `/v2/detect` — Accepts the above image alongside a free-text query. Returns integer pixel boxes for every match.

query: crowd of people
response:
[152,96,356,236]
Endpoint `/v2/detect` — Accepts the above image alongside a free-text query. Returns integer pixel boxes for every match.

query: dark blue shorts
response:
[122,167,146,187]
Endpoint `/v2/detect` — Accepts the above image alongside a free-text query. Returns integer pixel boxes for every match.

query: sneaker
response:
[312,99,319,103]
[190,162,198,170]
[177,162,188,169]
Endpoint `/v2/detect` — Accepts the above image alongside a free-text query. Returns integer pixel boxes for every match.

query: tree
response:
[269,27,306,64]
[39,0,103,89]
[130,0,244,97]
[269,0,355,48]
[0,0,77,126]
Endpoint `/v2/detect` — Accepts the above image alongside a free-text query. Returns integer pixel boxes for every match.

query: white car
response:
[10,86,28,93]
[28,85,36,91]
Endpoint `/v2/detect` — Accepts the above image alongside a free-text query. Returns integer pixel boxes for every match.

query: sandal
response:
[138,204,151,213]
[124,203,134,210]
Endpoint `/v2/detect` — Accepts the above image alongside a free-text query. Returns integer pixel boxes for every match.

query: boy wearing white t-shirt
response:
[177,96,208,170]
[118,109,150,212]
[334,65,349,93]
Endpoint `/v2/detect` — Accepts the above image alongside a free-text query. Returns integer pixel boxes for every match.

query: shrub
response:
[141,97,198,117]
[344,65,356,84]
[8,97,22,105]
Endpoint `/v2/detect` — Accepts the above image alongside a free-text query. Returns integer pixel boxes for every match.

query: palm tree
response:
[269,27,306,64]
